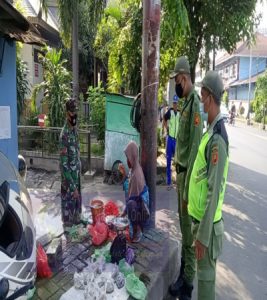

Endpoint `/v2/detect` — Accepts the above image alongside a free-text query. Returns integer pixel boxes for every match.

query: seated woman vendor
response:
[119,141,150,243]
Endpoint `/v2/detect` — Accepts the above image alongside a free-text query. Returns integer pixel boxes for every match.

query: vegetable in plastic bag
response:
[126,273,148,300]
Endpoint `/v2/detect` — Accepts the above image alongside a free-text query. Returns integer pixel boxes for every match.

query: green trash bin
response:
[104,93,140,181]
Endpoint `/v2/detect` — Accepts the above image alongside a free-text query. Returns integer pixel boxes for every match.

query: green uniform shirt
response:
[175,88,203,202]
[194,113,228,248]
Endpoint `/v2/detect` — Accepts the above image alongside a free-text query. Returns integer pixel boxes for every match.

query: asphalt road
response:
[213,123,267,300]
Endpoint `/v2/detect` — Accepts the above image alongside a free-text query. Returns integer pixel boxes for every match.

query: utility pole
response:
[247,45,252,125]
[141,0,161,227]
[72,1,79,103]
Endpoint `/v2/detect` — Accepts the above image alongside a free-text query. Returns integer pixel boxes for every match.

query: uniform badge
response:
[194,112,200,126]
[211,146,219,165]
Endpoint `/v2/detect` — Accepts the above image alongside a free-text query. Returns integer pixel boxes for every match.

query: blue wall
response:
[0,38,18,168]
[229,84,255,101]
[239,57,267,80]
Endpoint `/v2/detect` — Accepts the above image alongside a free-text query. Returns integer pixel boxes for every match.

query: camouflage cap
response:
[66,99,77,112]
[201,71,224,104]
[170,56,190,79]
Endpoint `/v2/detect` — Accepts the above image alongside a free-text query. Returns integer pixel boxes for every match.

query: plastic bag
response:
[92,242,112,263]
[108,230,117,241]
[110,234,126,264]
[118,258,134,277]
[104,201,120,217]
[37,244,52,278]
[126,273,148,300]
[126,247,135,265]
[67,224,88,243]
[88,221,108,246]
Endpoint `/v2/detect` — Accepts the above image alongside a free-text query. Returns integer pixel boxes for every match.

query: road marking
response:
[247,132,267,141]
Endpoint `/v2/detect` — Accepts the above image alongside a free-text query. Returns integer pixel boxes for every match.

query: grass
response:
[91,143,105,157]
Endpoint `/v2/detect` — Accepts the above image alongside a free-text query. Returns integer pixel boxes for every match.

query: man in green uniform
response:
[188,71,229,300]
[59,99,82,226]
[169,56,203,299]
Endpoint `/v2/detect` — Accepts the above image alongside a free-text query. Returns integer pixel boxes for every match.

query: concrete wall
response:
[21,44,44,108]
[239,57,267,80]
[20,150,104,173]
[0,38,18,168]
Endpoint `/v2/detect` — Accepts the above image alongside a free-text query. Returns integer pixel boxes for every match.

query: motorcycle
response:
[229,112,235,125]
[0,152,36,300]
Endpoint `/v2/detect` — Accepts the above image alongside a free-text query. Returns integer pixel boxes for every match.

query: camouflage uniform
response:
[59,121,81,224]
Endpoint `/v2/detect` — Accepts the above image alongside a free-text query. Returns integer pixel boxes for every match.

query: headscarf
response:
[124,141,146,198]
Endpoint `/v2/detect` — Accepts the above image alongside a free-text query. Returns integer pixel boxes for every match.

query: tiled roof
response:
[0,0,44,45]
[216,33,267,66]
[229,72,264,87]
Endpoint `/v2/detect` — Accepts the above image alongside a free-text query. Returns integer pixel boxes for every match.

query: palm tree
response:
[41,0,106,103]
[40,0,79,102]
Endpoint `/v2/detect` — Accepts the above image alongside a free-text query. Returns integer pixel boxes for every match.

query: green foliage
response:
[95,0,142,94]
[91,143,105,156]
[222,91,229,108]
[87,85,106,143]
[253,71,267,122]
[25,110,39,126]
[57,0,76,47]
[32,46,71,127]
[182,0,259,81]
[16,55,30,124]
[160,0,189,89]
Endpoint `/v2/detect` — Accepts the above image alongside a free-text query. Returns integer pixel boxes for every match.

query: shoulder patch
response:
[211,145,219,165]
[194,112,200,126]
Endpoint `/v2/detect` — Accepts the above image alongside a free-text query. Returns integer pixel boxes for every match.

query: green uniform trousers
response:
[192,220,224,300]
[177,171,195,283]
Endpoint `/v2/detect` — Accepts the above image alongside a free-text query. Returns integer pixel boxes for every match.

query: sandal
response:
[132,231,143,243]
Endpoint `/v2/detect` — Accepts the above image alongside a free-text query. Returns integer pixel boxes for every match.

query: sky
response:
[256,0,267,31]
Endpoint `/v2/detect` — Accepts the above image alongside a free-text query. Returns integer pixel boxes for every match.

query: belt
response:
[168,135,176,140]
[176,164,187,174]
[191,217,199,224]
[191,217,222,225]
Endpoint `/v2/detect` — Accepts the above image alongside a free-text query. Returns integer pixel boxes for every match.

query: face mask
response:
[175,82,184,98]
[69,113,77,126]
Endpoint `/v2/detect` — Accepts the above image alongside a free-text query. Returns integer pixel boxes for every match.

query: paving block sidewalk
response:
[33,226,179,300]
[28,172,180,300]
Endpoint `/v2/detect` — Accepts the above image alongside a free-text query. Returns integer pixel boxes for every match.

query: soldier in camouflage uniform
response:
[169,56,203,299]
[59,99,82,225]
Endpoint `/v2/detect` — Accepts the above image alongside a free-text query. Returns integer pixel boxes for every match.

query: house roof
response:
[0,0,44,45]
[216,33,267,66]
[22,0,59,31]
[21,0,60,47]
[229,72,264,87]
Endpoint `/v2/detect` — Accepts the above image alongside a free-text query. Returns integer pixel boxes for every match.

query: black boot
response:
[178,279,193,300]
[169,258,185,296]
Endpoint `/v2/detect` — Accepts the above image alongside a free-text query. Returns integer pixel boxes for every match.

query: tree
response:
[253,71,267,124]
[222,91,229,108]
[182,0,259,82]
[41,0,106,101]
[95,0,142,94]
[16,56,30,124]
[87,85,106,143]
[95,0,188,95]
[32,47,71,127]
